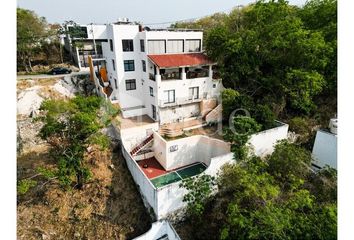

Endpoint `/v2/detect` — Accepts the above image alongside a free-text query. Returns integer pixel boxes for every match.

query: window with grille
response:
[125,79,136,90]
[122,39,134,52]
[124,60,135,72]
[164,90,175,103]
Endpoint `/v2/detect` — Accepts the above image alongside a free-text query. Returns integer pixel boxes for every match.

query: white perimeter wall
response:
[133,220,181,240]
[159,103,200,124]
[153,132,230,171]
[312,130,337,169]
[120,122,159,152]
[248,121,289,157]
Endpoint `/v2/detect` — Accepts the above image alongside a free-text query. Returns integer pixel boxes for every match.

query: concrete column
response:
[209,65,213,79]
[181,67,186,80]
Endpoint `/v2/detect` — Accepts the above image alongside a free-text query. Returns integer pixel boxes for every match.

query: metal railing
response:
[158,94,207,107]
[161,72,181,80]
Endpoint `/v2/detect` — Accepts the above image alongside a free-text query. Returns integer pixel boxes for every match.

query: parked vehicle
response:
[48,67,72,75]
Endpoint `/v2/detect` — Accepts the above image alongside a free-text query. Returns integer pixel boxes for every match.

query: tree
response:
[179,174,215,220]
[17,8,49,72]
[205,0,330,115]
[267,140,312,188]
[223,116,261,160]
[37,95,119,189]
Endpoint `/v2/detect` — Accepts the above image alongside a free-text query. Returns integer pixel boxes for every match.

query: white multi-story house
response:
[87,20,289,220]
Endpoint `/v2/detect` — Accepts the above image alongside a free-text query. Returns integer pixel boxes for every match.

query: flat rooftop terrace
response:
[116,114,155,129]
[137,157,207,188]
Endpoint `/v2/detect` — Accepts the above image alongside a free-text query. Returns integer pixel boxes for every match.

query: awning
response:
[148,53,214,68]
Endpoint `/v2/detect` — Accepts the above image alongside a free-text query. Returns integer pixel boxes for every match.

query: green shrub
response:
[253,104,276,130]
[88,132,110,150]
[18,179,37,195]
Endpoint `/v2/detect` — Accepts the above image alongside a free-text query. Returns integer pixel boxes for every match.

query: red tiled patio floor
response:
[137,157,168,179]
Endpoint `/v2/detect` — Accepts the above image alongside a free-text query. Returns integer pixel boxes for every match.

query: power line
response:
[143,6,238,26]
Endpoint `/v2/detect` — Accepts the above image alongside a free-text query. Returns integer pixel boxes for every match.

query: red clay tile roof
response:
[148,53,214,68]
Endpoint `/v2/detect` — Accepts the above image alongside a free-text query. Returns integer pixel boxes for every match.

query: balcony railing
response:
[186,69,209,79]
[158,94,207,107]
[161,72,181,80]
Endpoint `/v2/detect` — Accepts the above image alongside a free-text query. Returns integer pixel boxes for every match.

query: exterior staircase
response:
[159,125,184,138]
[130,134,154,156]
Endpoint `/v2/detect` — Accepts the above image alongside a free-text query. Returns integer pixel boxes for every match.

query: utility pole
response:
[90,23,98,56]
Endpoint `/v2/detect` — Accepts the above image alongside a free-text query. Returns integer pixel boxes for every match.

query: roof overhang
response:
[148,53,215,69]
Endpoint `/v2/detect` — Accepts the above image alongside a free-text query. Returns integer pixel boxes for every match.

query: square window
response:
[124,60,135,72]
[125,79,136,90]
[122,39,134,52]
[142,60,146,72]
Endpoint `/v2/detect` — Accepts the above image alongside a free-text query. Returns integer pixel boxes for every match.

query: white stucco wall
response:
[159,103,200,124]
[248,121,289,157]
[122,143,158,215]
[120,122,159,152]
[153,132,231,171]
[133,220,181,240]
[312,130,337,169]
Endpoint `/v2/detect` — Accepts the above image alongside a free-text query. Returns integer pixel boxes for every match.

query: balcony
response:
[158,95,206,108]
[186,68,209,79]
[161,71,182,80]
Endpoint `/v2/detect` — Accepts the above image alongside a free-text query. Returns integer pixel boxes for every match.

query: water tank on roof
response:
[328,118,337,134]
[116,17,130,24]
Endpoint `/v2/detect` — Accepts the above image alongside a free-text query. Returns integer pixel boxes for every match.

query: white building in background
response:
[86,20,289,221]
[64,23,108,69]
[312,118,337,169]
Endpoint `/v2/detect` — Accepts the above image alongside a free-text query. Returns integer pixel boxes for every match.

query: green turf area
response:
[176,163,207,179]
[151,172,182,188]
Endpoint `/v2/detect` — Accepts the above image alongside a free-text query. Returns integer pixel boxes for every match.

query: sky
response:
[17,0,307,27]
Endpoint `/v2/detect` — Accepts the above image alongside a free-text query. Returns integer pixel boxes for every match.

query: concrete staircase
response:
[130,134,154,156]
[159,125,184,138]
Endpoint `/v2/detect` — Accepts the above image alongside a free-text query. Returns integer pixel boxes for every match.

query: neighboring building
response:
[64,23,108,69]
[86,20,289,220]
[312,118,338,170]
[133,220,181,240]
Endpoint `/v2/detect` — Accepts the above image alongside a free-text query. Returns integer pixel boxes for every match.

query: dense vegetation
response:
[174,0,336,124]
[179,141,337,240]
[18,96,119,191]
[17,8,84,72]
[177,1,337,239]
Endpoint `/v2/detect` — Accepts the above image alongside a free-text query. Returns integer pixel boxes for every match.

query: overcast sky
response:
[17,0,307,26]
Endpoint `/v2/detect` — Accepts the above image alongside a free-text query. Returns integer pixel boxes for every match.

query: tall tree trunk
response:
[28,57,33,72]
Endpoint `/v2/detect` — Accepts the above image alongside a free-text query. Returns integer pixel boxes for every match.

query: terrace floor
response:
[137,157,207,188]
[116,114,156,129]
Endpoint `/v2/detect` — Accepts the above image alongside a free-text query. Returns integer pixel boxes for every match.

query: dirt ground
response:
[17,142,153,239]
[17,77,153,239]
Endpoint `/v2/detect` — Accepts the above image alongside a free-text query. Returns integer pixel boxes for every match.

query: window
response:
[149,87,154,96]
[185,39,201,52]
[167,40,184,53]
[152,105,156,119]
[164,90,175,103]
[125,79,136,90]
[124,60,135,72]
[213,83,216,88]
[142,60,146,72]
[112,59,115,71]
[114,78,118,89]
[140,39,145,52]
[122,39,134,52]
[109,39,113,51]
[189,87,199,100]
[148,40,166,54]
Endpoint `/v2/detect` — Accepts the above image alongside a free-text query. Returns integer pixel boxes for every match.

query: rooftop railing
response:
[158,94,207,108]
